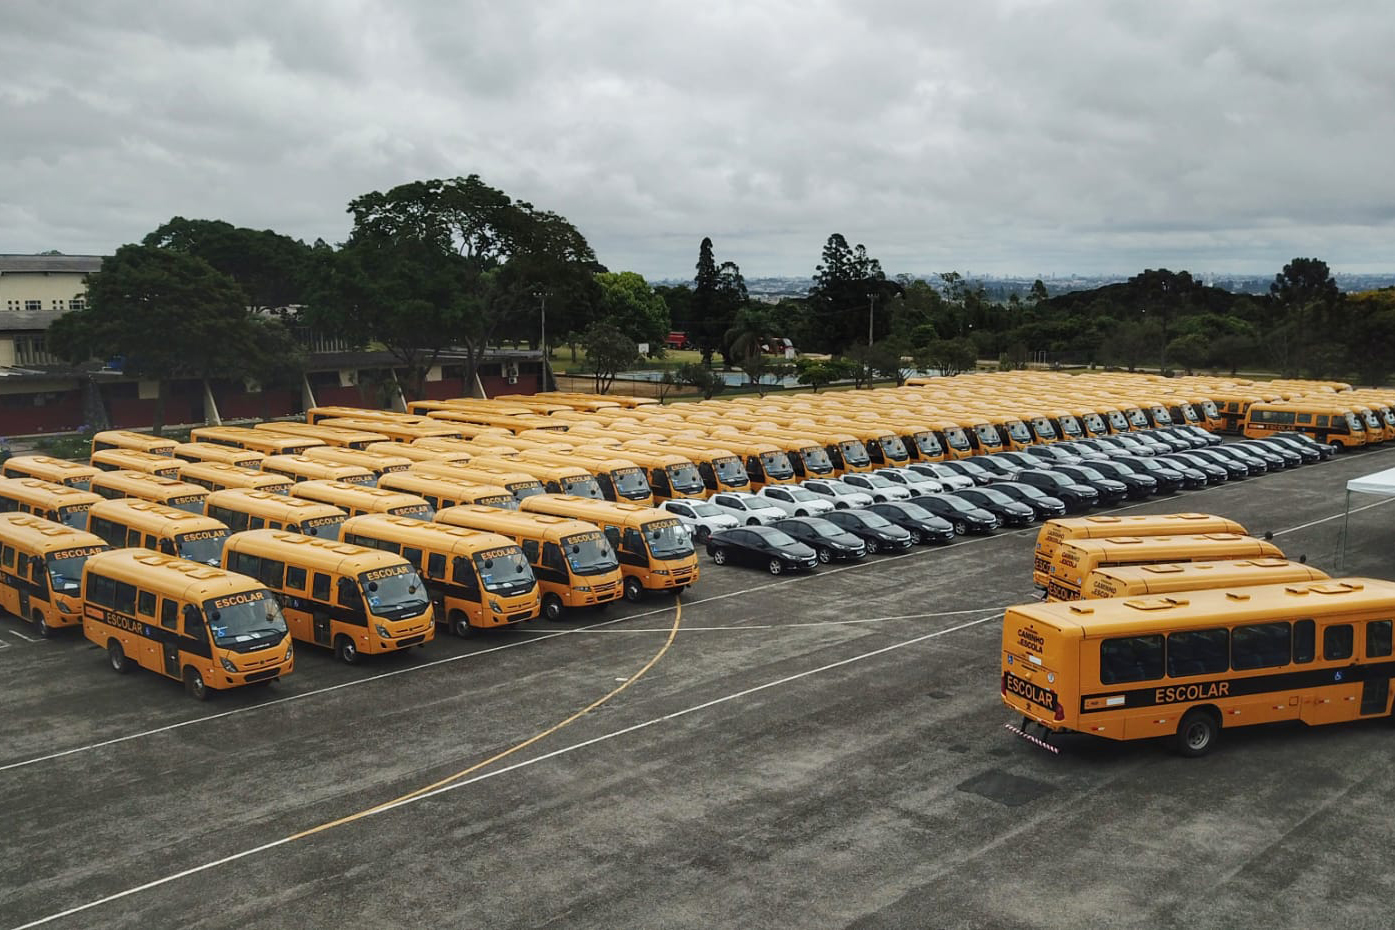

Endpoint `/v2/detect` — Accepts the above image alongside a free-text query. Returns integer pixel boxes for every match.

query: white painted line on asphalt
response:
[6,612,998,930]
[1271,496,1395,537]
[542,604,1028,634]
[7,629,37,643]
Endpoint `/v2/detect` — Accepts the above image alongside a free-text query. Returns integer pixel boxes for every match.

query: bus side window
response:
[521,539,541,563]
[155,536,173,554]
[311,572,331,602]
[402,547,423,569]
[1100,635,1163,684]
[183,604,205,639]
[603,527,622,551]
[160,598,178,630]
[286,566,308,590]
[124,528,141,548]
[698,462,715,489]
[337,578,363,612]
[1166,629,1228,678]
[114,581,137,615]
[249,516,266,529]
[426,552,446,580]
[88,574,116,607]
[1367,620,1393,658]
[451,557,480,597]
[259,559,284,588]
[1232,622,1292,669]
[137,590,157,618]
[542,542,566,574]
[1293,619,1316,663]
[623,528,645,555]
[650,470,671,495]
[1323,624,1354,661]
[1,545,14,570]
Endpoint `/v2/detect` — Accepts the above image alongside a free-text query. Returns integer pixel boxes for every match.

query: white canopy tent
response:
[1338,466,1395,571]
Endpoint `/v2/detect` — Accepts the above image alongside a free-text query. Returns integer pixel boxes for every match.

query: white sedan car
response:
[837,472,914,503]
[906,462,975,491]
[661,498,740,542]
[873,467,943,497]
[800,478,874,510]
[706,490,788,526]
[756,484,836,517]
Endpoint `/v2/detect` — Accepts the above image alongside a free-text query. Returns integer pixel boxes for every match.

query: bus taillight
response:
[1001,671,1008,696]
[1053,697,1065,722]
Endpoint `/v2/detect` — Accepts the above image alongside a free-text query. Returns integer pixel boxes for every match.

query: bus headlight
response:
[375,624,391,638]
[55,598,74,613]
[284,642,294,662]
[652,569,670,576]
[220,657,238,673]
[574,585,592,592]
[489,600,503,612]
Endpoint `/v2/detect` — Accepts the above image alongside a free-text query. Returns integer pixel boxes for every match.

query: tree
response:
[581,323,639,394]
[674,361,726,399]
[1166,332,1211,375]
[143,217,314,314]
[1028,279,1050,307]
[723,306,773,366]
[922,338,979,378]
[47,244,283,434]
[794,358,838,393]
[594,271,670,349]
[805,234,900,353]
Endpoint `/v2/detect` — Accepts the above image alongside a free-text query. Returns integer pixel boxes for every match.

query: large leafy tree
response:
[581,322,639,394]
[306,175,601,399]
[142,217,314,313]
[806,234,901,354]
[1269,257,1346,377]
[594,271,670,349]
[47,244,284,434]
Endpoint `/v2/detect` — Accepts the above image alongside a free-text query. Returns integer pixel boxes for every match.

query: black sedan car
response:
[1258,433,1324,463]
[706,526,818,575]
[1174,424,1224,446]
[1186,446,1252,479]
[822,509,915,554]
[865,501,956,544]
[953,487,1037,527]
[1114,453,1192,491]
[1086,459,1160,498]
[1023,444,1083,466]
[1015,469,1101,513]
[1206,445,1268,476]
[990,481,1068,519]
[1153,426,1210,450]
[934,459,996,486]
[910,493,999,535]
[988,451,1044,472]
[1269,432,1334,459]
[963,454,1022,482]
[1236,439,1301,469]
[771,516,868,563]
[1157,451,1227,485]
[1049,464,1130,504]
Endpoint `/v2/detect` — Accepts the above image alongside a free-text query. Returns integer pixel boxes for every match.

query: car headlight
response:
[220,657,237,673]
[375,624,391,638]
[489,600,503,612]
[653,569,670,576]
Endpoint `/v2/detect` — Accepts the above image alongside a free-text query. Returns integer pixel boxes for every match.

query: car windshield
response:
[1072,466,1107,481]
[894,501,935,520]
[646,521,695,558]
[667,463,705,493]
[689,501,724,518]
[758,528,800,548]
[975,489,1012,505]
[561,475,604,499]
[561,532,618,575]
[855,512,893,529]
[203,591,287,648]
[47,546,106,594]
[799,518,840,536]
[860,475,895,488]
[1006,484,1045,500]
[940,496,976,513]
[473,548,536,594]
[785,487,819,502]
[176,529,229,567]
[360,565,431,618]
[825,481,861,496]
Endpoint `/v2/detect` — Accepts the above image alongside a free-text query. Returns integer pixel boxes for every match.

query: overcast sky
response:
[3,1,1394,281]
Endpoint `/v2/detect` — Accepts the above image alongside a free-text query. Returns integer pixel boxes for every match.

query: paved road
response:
[2,445,1394,930]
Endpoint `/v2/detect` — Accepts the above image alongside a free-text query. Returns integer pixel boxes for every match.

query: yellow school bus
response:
[378,471,519,511]
[1081,558,1330,600]
[363,441,473,466]
[317,416,464,442]
[176,461,295,496]
[205,489,347,540]
[90,430,177,457]
[519,494,698,601]
[253,420,389,449]
[1001,577,1395,756]
[424,409,567,435]
[171,442,266,470]
[89,470,209,515]
[1242,400,1368,450]
[1034,514,1248,590]
[643,438,764,492]
[223,529,435,661]
[0,513,110,635]
[599,447,707,502]
[87,498,231,566]
[559,451,655,506]
[1047,533,1285,602]
[83,548,294,699]
[290,480,434,520]
[406,460,546,502]
[260,454,375,486]
[0,477,102,530]
[467,454,605,499]
[189,426,326,457]
[302,445,414,482]
[1,455,99,491]
[90,448,183,479]
[435,505,624,619]
[340,514,538,637]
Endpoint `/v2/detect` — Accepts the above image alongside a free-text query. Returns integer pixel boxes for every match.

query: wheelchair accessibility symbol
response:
[1334,670,1343,682]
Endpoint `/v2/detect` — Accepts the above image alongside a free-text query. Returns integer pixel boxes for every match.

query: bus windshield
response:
[881,436,908,458]
[177,530,229,567]
[666,463,705,494]
[716,456,749,483]
[509,483,546,499]
[561,475,604,499]
[298,515,346,539]
[1082,414,1106,433]
[1031,417,1058,439]
[645,521,694,559]
[359,567,430,619]
[611,468,650,498]
[47,547,104,594]
[840,441,871,465]
[759,452,793,480]
[204,591,287,649]
[474,548,535,595]
[943,429,969,451]
[561,532,618,575]
[57,505,91,530]
[1058,416,1082,437]
[1006,422,1032,442]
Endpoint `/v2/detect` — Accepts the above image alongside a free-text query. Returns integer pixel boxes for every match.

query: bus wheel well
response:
[32,609,50,638]
[449,611,475,639]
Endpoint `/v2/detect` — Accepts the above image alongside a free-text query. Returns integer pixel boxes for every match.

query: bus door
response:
[162,611,186,679]
[1361,619,1392,715]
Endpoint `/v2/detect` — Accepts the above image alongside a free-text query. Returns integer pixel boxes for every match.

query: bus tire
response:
[334,634,360,665]
[108,640,130,674]
[183,667,209,701]
[542,593,564,621]
[623,577,644,602]
[32,609,50,638]
[449,612,475,639]
[1174,709,1219,757]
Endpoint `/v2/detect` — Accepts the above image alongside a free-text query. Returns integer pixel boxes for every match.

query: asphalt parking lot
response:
[3,444,1395,930]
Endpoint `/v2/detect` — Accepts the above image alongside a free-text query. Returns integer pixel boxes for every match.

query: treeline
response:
[46,175,1395,434]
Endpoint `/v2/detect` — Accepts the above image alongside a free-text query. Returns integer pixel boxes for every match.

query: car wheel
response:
[795,509,807,517]
[711,548,728,566]
[816,547,832,564]
[908,529,923,545]
[953,520,968,536]
[108,640,130,674]
[874,495,886,503]
[767,559,783,575]
[542,593,564,621]
[1174,709,1219,758]
[334,635,359,665]
[695,526,710,543]
[184,666,209,701]
[746,518,761,526]
[836,502,848,509]
[623,576,644,602]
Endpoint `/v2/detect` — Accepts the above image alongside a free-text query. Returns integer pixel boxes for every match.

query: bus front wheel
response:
[334,635,360,665]
[450,612,475,639]
[1174,709,1219,757]
[542,593,564,621]
[623,577,644,602]
[108,640,130,674]
[32,609,50,638]
[183,667,209,701]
